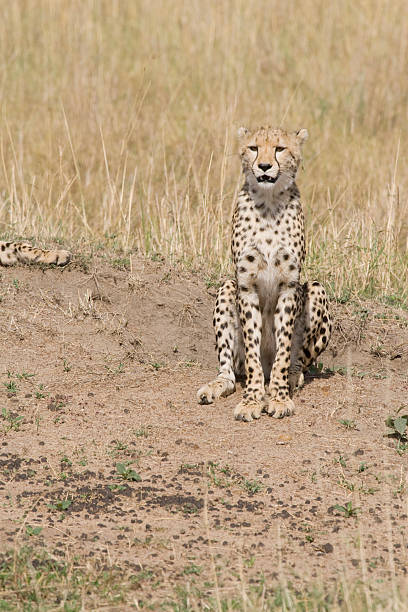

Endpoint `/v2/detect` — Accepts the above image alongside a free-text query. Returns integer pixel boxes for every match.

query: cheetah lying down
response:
[198,126,331,421]
[0,241,70,266]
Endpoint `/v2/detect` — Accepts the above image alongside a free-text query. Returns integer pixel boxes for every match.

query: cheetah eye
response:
[275,146,286,153]
[248,146,258,152]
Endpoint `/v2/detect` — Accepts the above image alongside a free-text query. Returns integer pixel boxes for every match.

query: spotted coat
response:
[0,241,71,266]
[197,126,331,421]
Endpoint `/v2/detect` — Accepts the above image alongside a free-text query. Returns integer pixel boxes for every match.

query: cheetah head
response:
[238,126,308,192]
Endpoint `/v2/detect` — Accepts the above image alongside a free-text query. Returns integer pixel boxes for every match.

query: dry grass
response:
[1,0,407,300]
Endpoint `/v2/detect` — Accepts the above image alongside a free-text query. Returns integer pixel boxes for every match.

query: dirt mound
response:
[1,255,407,607]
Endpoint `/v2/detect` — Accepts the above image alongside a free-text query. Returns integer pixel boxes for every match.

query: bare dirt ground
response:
[1,254,408,609]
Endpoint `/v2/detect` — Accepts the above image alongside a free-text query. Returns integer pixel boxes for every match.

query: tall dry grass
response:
[0,0,407,301]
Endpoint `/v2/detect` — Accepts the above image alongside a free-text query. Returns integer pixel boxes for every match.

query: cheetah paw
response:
[234,399,263,422]
[266,398,295,419]
[197,378,235,405]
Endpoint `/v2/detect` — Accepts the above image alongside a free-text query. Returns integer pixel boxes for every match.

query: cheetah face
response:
[238,126,308,191]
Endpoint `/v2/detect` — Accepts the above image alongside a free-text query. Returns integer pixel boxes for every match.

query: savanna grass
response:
[0,0,407,302]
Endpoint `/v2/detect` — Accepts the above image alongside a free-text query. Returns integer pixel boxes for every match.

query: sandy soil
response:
[1,254,408,607]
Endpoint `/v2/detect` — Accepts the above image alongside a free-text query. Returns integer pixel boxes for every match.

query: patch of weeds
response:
[339,419,357,430]
[1,407,24,432]
[108,484,125,492]
[183,563,201,576]
[308,362,348,377]
[334,501,359,517]
[358,462,368,473]
[35,384,47,399]
[180,359,199,368]
[105,362,125,375]
[47,395,67,411]
[25,525,42,537]
[182,503,200,515]
[338,476,355,492]
[0,546,136,609]
[150,252,164,262]
[207,462,263,495]
[243,555,255,568]
[3,380,18,395]
[111,256,130,270]
[47,498,72,511]
[334,455,347,468]
[359,486,378,495]
[243,478,263,494]
[179,463,202,475]
[150,361,165,371]
[112,440,128,452]
[385,408,408,440]
[205,273,222,289]
[133,425,152,438]
[116,462,141,482]
[15,371,34,381]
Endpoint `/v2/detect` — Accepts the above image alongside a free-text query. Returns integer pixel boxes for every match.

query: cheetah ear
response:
[296,128,309,145]
[237,126,249,139]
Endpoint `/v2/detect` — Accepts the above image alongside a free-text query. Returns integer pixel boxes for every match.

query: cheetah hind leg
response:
[288,281,332,395]
[197,280,243,405]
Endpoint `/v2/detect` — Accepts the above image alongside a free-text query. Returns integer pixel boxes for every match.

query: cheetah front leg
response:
[266,284,302,418]
[233,254,265,422]
[197,280,242,405]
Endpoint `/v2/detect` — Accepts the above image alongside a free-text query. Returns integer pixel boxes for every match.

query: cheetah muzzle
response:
[197,125,332,422]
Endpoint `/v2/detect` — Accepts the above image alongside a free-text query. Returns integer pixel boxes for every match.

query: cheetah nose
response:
[258,163,272,172]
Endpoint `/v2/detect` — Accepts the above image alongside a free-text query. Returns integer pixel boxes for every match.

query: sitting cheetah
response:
[197,126,331,422]
[0,241,70,266]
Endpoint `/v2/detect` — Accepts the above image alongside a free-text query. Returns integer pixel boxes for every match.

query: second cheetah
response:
[197,126,331,422]
[0,241,71,266]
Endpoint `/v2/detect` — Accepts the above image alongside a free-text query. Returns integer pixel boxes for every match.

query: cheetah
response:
[197,126,331,422]
[0,241,71,266]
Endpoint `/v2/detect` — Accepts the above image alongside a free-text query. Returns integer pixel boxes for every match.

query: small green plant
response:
[3,380,18,394]
[113,440,128,451]
[35,384,47,399]
[111,256,130,270]
[12,278,19,290]
[243,556,255,568]
[385,408,408,441]
[183,563,201,575]
[150,361,165,371]
[1,407,23,432]
[338,476,355,492]
[109,483,125,492]
[48,499,72,511]
[134,425,152,438]
[26,525,42,536]
[116,463,141,482]
[334,455,347,468]
[15,371,35,380]
[339,419,357,430]
[334,501,359,517]
[243,478,263,494]
[63,359,71,372]
[358,462,368,473]
[105,362,125,375]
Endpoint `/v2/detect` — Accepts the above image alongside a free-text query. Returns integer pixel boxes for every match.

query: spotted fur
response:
[0,241,71,266]
[197,126,331,421]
